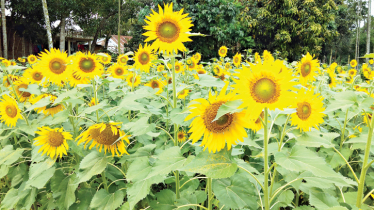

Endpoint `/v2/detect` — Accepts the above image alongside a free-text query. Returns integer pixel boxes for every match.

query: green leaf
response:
[90,189,124,210]
[25,96,51,112]
[176,190,207,210]
[0,165,9,179]
[213,100,243,122]
[77,151,108,183]
[26,158,56,189]
[309,190,340,209]
[119,144,156,163]
[124,117,155,136]
[51,170,79,210]
[275,146,342,178]
[294,206,315,210]
[150,189,177,210]
[0,145,24,166]
[78,101,107,116]
[70,188,96,210]
[53,88,78,105]
[296,131,338,148]
[195,74,225,87]
[1,187,37,210]
[182,149,237,179]
[212,172,258,209]
[278,190,294,206]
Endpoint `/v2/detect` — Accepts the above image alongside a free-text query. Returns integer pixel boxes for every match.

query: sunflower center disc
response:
[120,57,127,63]
[102,57,108,62]
[90,124,120,145]
[152,81,159,88]
[30,57,35,61]
[175,66,180,71]
[251,78,279,104]
[5,105,17,118]
[80,59,95,73]
[220,49,226,54]
[198,70,205,74]
[234,57,239,63]
[48,131,64,147]
[158,21,180,43]
[18,84,31,97]
[203,101,234,133]
[296,102,312,120]
[139,52,150,65]
[116,68,123,75]
[33,72,43,81]
[178,133,184,139]
[302,63,311,77]
[49,58,66,74]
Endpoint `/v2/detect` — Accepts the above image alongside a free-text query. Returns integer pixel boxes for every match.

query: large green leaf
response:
[149,189,176,210]
[0,145,24,166]
[119,144,156,163]
[51,170,79,210]
[77,151,108,183]
[309,190,340,210]
[26,158,56,189]
[1,187,37,210]
[182,149,237,179]
[70,188,96,210]
[195,74,225,87]
[296,131,338,148]
[90,189,124,210]
[212,172,258,210]
[213,100,243,122]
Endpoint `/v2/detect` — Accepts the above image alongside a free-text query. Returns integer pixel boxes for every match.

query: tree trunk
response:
[29,38,32,55]
[60,16,66,52]
[0,32,3,57]
[118,0,121,54]
[42,0,53,50]
[22,37,25,57]
[367,0,371,63]
[90,17,110,53]
[104,35,110,49]
[1,0,7,59]
[12,31,15,59]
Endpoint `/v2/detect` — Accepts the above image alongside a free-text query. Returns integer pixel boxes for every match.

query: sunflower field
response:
[1,3,374,210]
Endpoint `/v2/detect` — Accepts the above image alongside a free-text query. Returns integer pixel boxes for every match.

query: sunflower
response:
[72,51,103,80]
[30,94,65,116]
[350,59,357,67]
[193,74,199,80]
[157,64,165,72]
[134,44,155,73]
[336,66,343,73]
[67,69,89,87]
[33,127,72,159]
[363,113,372,126]
[185,84,250,153]
[213,66,223,75]
[2,59,10,67]
[197,68,207,75]
[108,63,128,79]
[186,58,197,71]
[13,79,33,102]
[3,75,20,87]
[11,61,16,66]
[76,122,130,156]
[224,63,231,70]
[193,53,201,62]
[126,73,141,87]
[216,73,226,81]
[297,52,319,85]
[233,53,241,67]
[254,52,261,64]
[348,69,357,77]
[0,94,23,127]
[177,130,187,142]
[117,54,129,65]
[290,90,325,132]
[346,76,354,84]
[233,60,297,121]
[145,78,165,94]
[35,49,70,85]
[175,61,184,73]
[178,89,189,99]
[23,68,46,86]
[28,54,38,64]
[328,72,336,88]
[100,53,112,64]
[328,62,337,74]
[248,112,264,132]
[218,46,228,57]
[370,59,374,65]
[89,97,97,107]
[263,50,274,64]
[143,3,193,54]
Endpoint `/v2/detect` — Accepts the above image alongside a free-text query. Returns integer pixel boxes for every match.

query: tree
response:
[366,0,371,63]
[42,0,53,50]
[2,0,7,58]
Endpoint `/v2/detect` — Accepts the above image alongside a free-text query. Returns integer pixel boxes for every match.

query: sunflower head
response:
[350,59,357,67]
[157,64,165,72]
[23,68,46,86]
[175,62,184,73]
[145,79,165,94]
[13,79,33,102]
[233,53,241,67]
[177,130,187,142]
[0,94,23,127]
[28,54,38,64]
[134,44,155,73]
[348,69,357,77]
[108,63,128,79]
[370,59,374,65]
[297,52,319,85]
[186,58,197,70]
[218,46,228,57]
[30,94,65,116]
[178,89,189,99]
[2,59,11,67]
[143,3,193,54]
[77,122,130,156]
[34,127,72,159]
[89,97,98,107]
[193,53,201,62]
[262,50,274,63]
[117,54,129,65]
[126,73,141,87]
[73,51,103,79]
[3,75,20,87]
[328,72,337,88]
[100,53,112,64]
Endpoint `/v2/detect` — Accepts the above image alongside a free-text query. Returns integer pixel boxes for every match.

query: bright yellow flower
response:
[100,53,112,64]
[157,64,165,72]
[108,63,128,79]
[177,130,187,143]
[27,54,38,64]
[145,78,165,94]
[34,127,72,159]
[13,78,33,102]
[30,94,65,116]
[72,51,103,80]
[0,94,23,127]
[178,89,189,99]
[297,52,319,85]
[117,54,129,65]
[126,73,141,87]
[233,53,241,67]
[193,53,201,62]
[134,44,156,73]
[350,59,357,67]
[218,46,228,57]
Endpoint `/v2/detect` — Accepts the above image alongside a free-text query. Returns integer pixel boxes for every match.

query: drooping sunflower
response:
[134,44,156,73]
[197,68,207,75]
[0,94,23,127]
[23,68,46,86]
[233,53,241,67]
[178,89,189,99]
[328,62,337,74]
[13,79,33,102]
[177,130,187,142]
[185,84,250,153]
[72,51,103,80]
[27,54,38,64]
[143,3,193,54]
[218,46,228,57]
[290,90,325,132]
[350,59,357,67]
[348,69,357,77]
[175,61,184,73]
[145,78,165,94]
[157,64,165,72]
[193,53,201,62]
[213,66,223,75]
[100,53,112,64]
[11,61,16,66]
[3,75,20,87]
[34,127,72,159]
[117,54,129,65]
[346,76,354,84]
[297,52,319,85]
[328,72,336,88]
[108,63,128,79]
[126,73,141,87]
[233,60,297,121]
[36,49,72,85]
[30,94,65,116]
[76,122,130,156]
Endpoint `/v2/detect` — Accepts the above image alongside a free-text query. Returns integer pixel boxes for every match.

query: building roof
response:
[96,35,132,54]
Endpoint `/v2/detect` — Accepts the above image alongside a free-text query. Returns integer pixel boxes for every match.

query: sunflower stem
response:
[263,107,270,210]
[339,108,349,150]
[172,52,180,199]
[356,109,374,207]
[101,171,108,191]
[207,177,213,210]
[92,79,99,122]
